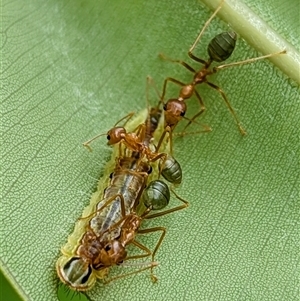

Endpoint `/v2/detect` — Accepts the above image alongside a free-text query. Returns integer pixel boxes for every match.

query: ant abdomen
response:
[160,155,182,185]
[143,180,170,210]
[207,31,237,62]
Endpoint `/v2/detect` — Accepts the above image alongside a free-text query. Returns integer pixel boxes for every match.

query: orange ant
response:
[155,0,286,151]
[83,78,173,165]
[83,111,168,168]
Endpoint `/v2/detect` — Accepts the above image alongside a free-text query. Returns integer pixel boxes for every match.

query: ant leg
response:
[189,0,225,62]
[102,238,157,282]
[113,112,135,127]
[128,124,147,163]
[157,153,168,180]
[117,142,124,158]
[124,240,152,261]
[182,89,206,132]
[137,226,166,282]
[206,81,246,135]
[159,53,196,73]
[117,142,130,159]
[214,50,287,71]
[149,152,168,164]
[146,76,161,127]
[116,163,149,179]
[144,188,189,220]
[116,166,149,179]
[145,77,158,136]
[100,214,127,238]
[156,126,172,155]
[102,262,158,285]
[161,77,186,103]
[132,123,146,140]
[175,122,212,137]
[83,132,107,151]
[93,187,151,238]
[79,193,127,222]
[132,175,147,208]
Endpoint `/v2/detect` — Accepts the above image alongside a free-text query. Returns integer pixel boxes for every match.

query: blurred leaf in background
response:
[1,272,23,301]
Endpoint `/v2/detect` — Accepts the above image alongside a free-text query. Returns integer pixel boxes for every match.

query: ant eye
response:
[109,172,114,179]
[163,104,167,111]
[180,111,185,117]
[107,135,111,140]
[105,245,111,251]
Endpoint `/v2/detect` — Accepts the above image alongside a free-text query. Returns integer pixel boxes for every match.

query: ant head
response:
[208,31,237,62]
[163,99,187,127]
[106,127,126,145]
[99,240,127,266]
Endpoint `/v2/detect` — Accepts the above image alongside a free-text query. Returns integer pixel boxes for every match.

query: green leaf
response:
[1,0,299,301]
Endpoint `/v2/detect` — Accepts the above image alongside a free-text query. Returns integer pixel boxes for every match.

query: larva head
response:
[106,127,126,145]
[56,256,95,291]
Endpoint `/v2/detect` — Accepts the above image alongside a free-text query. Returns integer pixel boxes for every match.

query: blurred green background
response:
[1,271,23,301]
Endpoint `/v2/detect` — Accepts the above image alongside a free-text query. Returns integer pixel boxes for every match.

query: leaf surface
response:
[1,0,299,300]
